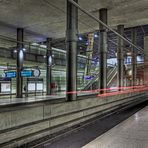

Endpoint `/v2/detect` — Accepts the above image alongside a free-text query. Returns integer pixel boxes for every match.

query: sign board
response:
[21,70,33,77]
[28,83,35,91]
[36,83,43,91]
[5,71,16,78]
[4,68,41,78]
[84,75,94,80]
[1,83,11,93]
[27,78,43,82]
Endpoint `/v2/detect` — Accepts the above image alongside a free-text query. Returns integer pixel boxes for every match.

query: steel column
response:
[66,0,78,101]
[131,28,137,87]
[46,38,52,95]
[117,25,124,90]
[16,28,24,98]
[99,8,107,94]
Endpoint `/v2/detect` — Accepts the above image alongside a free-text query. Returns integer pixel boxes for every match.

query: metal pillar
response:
[16,28,24,98]
[117,25,124,90]
[46,38,52,95]
[131,28,137,87]
[99,8,107,94]
[66,0,78,101]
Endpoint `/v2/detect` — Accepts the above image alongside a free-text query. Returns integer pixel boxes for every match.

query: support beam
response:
[99,8,107,94]
[66,0,78,101]
[16,28,24,98]
[117,25,124,90]
[46,38,52,95]
[131,28,137,87]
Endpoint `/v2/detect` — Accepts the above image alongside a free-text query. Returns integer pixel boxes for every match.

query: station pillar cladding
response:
[66,0,78,101]
[46,38,52,95]
[99,8,108,94]
[131,28,137,87]
[16,28,24,98]
[144,36,148,86]
[117,25,124,90]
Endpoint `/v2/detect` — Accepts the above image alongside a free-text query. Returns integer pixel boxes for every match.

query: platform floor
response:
[0,92,97,106]
[83,105,148,148]
[26,100,148,148]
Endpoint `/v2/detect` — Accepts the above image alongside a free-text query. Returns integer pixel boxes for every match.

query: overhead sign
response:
[4,69,40,78]
[21,70,33,77]
[5,71,16,78]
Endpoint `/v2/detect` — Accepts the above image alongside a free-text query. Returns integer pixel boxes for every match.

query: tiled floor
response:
[83,105,148,148]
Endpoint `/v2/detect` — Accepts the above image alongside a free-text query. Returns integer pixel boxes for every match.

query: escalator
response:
[82,65,117,91]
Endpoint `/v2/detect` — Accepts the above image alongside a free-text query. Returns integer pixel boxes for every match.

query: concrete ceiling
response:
[0,0,147,42]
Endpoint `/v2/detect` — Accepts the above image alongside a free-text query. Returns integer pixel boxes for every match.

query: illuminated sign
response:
[4,69,38,78]
[5,71,16,78]
[21,70,33,77]
[1,83,11,93]
[84,75,94,80]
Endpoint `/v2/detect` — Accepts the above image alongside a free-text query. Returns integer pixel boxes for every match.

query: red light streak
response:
[64,85,148,97]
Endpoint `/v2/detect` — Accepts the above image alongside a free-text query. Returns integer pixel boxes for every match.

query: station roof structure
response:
[0,0,147,42]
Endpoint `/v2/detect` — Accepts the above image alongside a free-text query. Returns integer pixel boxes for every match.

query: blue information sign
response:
[5,71,16,78]
[84,75,93,80]
[21,70,33,77]
[4,70,33,78]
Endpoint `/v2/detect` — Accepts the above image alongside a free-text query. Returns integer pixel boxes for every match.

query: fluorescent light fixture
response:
[14,50,17,53]
[78,36,83,40]
[19,50,24,60]
[22,48,26,51]
[94,34,98,38]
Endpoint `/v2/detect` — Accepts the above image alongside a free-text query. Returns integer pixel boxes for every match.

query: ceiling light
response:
[22,48,26,51]
[14,50,17,53]
[78,37,83,41]
[94,34,98,38]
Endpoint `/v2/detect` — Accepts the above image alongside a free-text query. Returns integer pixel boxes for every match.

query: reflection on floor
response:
[83,105,148,148]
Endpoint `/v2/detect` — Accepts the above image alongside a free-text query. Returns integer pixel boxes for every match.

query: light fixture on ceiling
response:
[78,36,83,41]
[22,48,26,52]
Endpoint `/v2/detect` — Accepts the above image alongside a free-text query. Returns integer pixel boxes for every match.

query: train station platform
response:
[16,93,148,148]
[0,90,147,147]
[83,105,148,148]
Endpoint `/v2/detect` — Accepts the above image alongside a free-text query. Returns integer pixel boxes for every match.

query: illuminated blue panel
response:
[84,75,94,80]
[5,71,16,78]
[21,70,33,77]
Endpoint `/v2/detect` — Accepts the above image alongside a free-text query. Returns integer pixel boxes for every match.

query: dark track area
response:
[24,100,148,148]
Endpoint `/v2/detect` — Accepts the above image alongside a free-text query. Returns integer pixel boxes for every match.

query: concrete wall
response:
[0,91,147,147]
